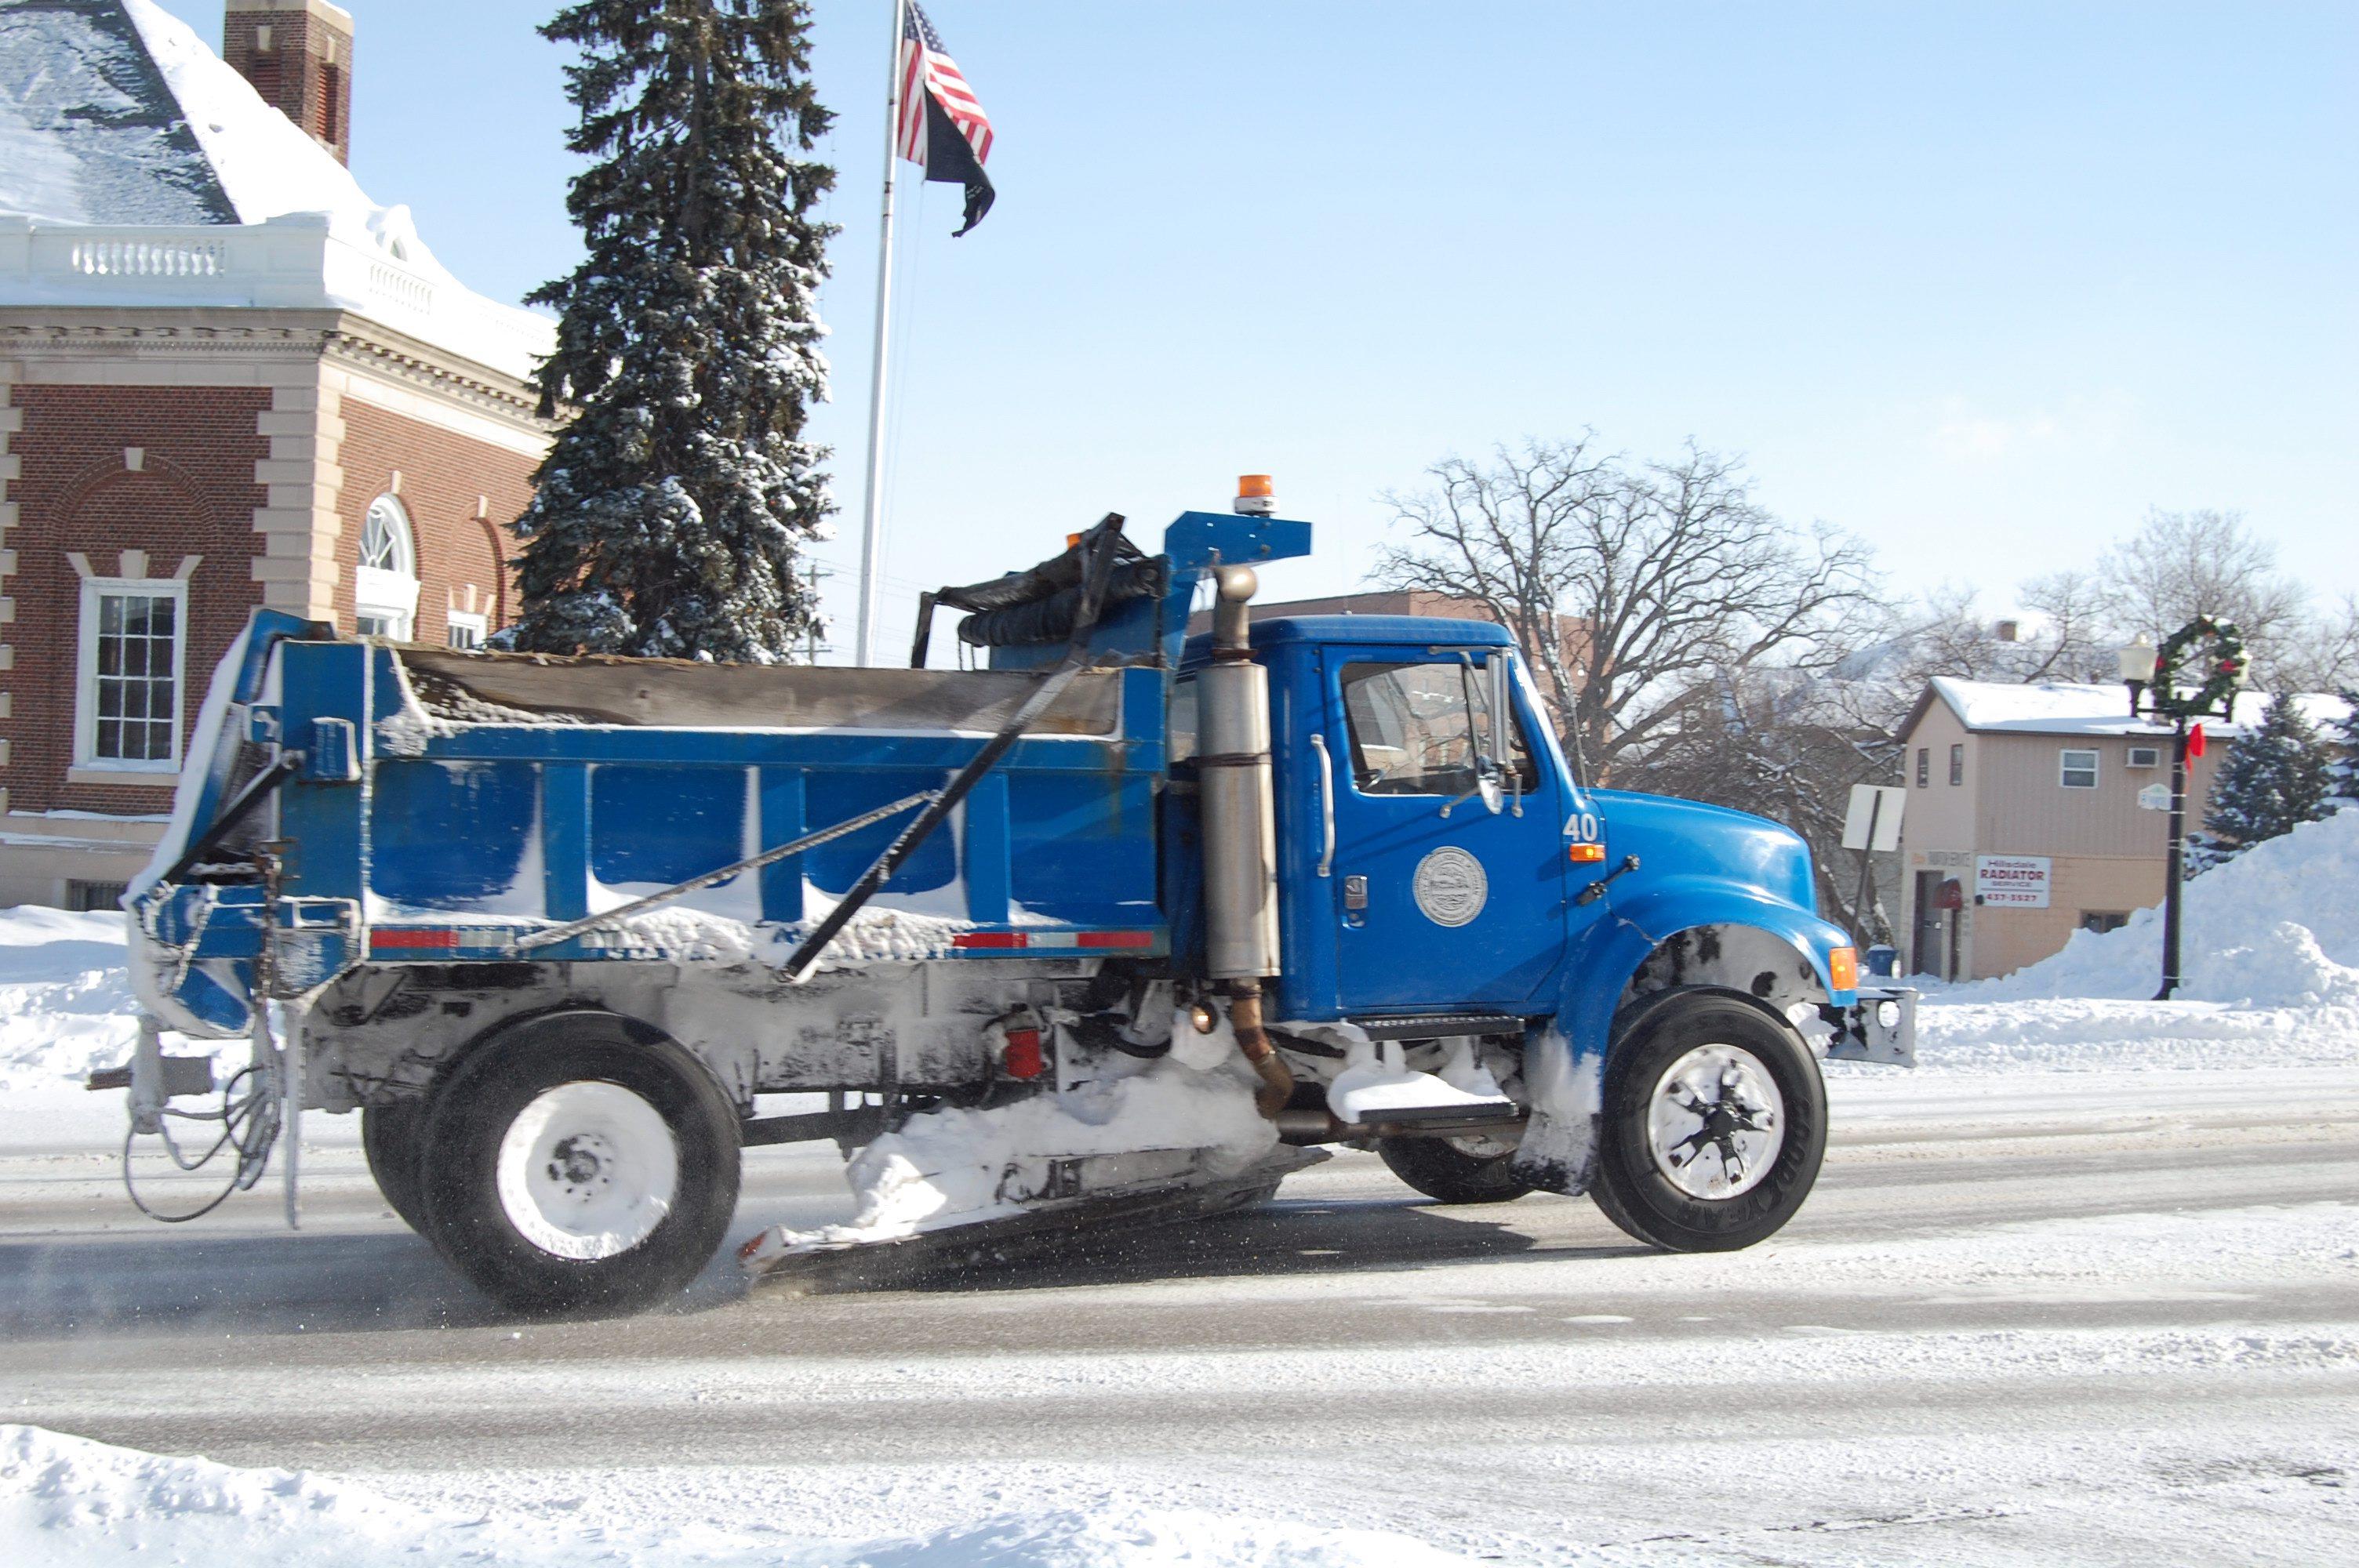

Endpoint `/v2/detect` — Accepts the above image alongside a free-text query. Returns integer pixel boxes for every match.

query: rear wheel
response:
[361,1098,428,1232]
[1378,1131,1536,1204]
[1590,990,1824,1252]
[418,1015,740,1316]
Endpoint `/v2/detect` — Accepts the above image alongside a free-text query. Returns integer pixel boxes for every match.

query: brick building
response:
[0,0,554,908]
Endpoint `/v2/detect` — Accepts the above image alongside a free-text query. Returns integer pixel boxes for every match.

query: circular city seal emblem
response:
[1412,847,1488,928]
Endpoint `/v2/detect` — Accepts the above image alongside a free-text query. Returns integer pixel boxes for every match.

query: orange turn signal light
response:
[1828,945,1859,992]
[1568,843,1607,864]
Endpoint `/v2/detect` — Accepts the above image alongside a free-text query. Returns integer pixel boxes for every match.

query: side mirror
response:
[1473,754,1503,815]
[1442,650,1518,819]
[1488,652,1514,809]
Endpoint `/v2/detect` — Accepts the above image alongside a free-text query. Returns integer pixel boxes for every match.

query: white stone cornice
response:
[0,308,551,435]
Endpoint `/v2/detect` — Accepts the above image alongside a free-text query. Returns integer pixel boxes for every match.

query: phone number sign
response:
[1975,855,2052,909]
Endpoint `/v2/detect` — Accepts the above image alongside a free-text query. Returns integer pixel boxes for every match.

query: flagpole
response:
[856,0,911,668]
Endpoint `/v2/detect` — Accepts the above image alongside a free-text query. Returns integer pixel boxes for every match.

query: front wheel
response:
[1589,990,1825,1252]
[418,1015,741,1316]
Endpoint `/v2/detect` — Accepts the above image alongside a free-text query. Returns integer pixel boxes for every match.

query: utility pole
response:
[802,561,831,665]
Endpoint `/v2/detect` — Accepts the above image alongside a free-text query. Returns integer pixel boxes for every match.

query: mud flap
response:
[1508,1025,1603,1196]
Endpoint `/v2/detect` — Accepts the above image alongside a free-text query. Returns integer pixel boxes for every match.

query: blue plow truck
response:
[105,500,1913,1314]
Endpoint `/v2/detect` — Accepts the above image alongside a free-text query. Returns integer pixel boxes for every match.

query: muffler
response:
[1196,563,1292,1118]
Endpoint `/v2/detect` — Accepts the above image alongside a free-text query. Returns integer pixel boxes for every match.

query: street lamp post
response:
[2118,619,2247,1001]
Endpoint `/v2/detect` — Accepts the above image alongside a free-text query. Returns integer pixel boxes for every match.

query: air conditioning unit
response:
[2127,746,2161,769]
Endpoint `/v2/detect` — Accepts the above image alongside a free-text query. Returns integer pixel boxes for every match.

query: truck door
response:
[1311,647,1578,1014]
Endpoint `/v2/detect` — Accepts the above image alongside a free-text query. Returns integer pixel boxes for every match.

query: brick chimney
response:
[223,1,357,166]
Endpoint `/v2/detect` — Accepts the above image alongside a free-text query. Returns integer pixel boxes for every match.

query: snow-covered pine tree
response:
[2197,693,2334,869]
[511,0,836,662]
[2330,691,2359,808]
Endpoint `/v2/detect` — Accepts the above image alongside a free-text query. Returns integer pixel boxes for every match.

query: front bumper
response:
[1822,985,1917,1068]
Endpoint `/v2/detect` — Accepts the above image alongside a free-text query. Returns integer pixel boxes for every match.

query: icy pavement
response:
[3,1064,2355,1566]
[5,878,2358,1563]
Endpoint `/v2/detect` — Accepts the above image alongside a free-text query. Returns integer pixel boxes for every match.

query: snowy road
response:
[4,1068,2356,1565]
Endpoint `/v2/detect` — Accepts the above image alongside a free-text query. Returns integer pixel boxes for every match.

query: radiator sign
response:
[1975,855,2052,909]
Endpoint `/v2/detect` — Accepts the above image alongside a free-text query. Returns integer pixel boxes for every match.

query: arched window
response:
[354,493,420,639]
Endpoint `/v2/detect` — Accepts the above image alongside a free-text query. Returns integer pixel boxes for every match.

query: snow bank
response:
[1975,808,2359,1007]
[0,907,140,1094]
[0,1425,1462,1567]
[1870,810,2359,1075]
[751,1058,1279,1256]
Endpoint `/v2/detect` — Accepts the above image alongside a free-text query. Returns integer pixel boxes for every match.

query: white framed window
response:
[76,576,187,771]
[2127,746,2161,769]
[445,609,488,650]
[2059,748,2099,789]
[354,493,420,640]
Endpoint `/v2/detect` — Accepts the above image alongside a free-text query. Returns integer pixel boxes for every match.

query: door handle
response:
[1310,731,1336,878]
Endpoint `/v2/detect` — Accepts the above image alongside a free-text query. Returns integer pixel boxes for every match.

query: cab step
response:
[1347,1013,1531,1040]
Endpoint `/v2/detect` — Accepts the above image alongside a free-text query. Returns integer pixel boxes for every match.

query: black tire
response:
[417,1014,741,1316]
[1378,1133,1537,1204]
[361,1098,429,1233]
[1589,989,1825,1252]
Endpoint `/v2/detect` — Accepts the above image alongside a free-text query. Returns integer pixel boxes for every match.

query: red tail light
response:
[1002,1026,1045,1080]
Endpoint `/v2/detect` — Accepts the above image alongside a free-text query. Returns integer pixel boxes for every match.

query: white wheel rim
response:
[1645,1044,1785,1200]
[495,1082,679,1260]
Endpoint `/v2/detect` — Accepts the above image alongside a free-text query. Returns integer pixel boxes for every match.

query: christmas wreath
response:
[2148,615,2245,720]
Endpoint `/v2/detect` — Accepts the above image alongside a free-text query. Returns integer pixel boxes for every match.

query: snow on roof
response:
[121,0,449,277]
[0,2,552,379]
[0,0,234,225]
[1926,676,2348,739]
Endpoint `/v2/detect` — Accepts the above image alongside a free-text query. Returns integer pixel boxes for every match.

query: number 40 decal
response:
[1564,811,1602,843]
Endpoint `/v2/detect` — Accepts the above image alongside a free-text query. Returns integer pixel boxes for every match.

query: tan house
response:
[1896,677,2346,981]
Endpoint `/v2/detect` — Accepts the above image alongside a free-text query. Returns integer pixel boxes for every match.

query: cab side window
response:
[1339,659,1535,796]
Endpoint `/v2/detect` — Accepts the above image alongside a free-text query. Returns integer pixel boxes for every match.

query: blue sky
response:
[173,2,2358,659]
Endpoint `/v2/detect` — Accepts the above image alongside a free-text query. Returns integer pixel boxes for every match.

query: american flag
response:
[896,2,995,235]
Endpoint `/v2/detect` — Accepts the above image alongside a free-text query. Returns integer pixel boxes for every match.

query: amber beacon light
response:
[1233,474,1276,516]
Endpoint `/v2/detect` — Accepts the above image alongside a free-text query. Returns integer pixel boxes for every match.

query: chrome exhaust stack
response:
[1196,563,1291,1116]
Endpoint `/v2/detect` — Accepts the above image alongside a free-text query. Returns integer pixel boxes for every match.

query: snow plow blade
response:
[740,1147,1328,1297]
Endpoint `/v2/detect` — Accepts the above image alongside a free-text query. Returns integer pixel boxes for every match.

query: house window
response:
[354,494,420,640]
[2080,911,2129,935]
[68,880,129,913]
[445,610,488,651]
[2060,748,2099,789]
[1915,747,1929,787]
[1949,744,1964,786]
[77,578,186,770]
[2127,746,2161,769]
